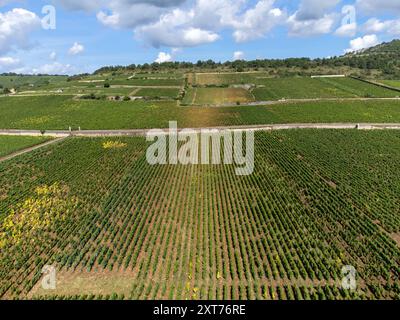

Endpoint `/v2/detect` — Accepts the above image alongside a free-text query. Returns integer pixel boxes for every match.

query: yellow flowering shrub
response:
[0,183,79,249]
[102,141,127,149]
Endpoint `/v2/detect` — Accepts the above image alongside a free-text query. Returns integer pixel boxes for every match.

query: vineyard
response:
[184,88,255,105]
[1,96,400,130]
[134,88,181,99]
[378,80,400,89]
[193,74,400,99]
[252,77,400,100]
[0,136,51,158]
[0,131,399,300]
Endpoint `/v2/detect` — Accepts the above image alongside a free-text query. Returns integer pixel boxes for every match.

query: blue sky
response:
[0,0,399,74]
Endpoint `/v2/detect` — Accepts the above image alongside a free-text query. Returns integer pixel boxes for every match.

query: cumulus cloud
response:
[345,34,379,53]
[32,62,73,74]
[182,28,220,46]
[233,51,244,60]
[68,42,84,55]
[363,18,400,35]
[287,0,340,36]
[136,9,220,48]
[0,8,41,55]
[12,62,75,75]
[0,56,74,75]
[51,0,103,11]
[295,0,340,21]
[136,0,286,46]
[0,56,21,71]
[53,0,186,12]
[49,51,57,61]
[54,0,287,47]
[97,4,166,29]
[335,22,357,37]
[231,2,285,42]
[155,52,172,63]
[44,0,400,52]
[288,13,336,36]
[356,0,400,14]
[93,0,188,29]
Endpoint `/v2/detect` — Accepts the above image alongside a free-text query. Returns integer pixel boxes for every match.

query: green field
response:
[193,74,399,102]
[377,80,400,89]
[110,78,183,86]
[134,88,180,99]
[0,96,399,130]
[0,74,183,96]
[0,136,51,157]
[0,75,68,93]
[252,77,399,100]
[185,87,255,105]
[195,72,268,85]
[50,87,135,96]
[0,130,399,299]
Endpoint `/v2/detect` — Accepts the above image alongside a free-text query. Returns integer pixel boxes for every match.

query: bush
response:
[80,93,106,100]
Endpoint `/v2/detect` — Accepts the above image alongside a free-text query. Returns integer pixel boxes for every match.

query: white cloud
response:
[56,0,286,48]
[356,0,400,14]
[32,62,73,74]
[68,42,84,55]
[335,22,357,37]
[155,52,172,63]
[363,18,400,35]
[182,28,219,46]
[97,11,120,28]
[92,0,188,29]
[287,0,340,36]
[51,0,103,11]
[13,62,74,75]
[233,51,244,60]
[49,51,57,60]
[345,34,380,53]
[0,8,41,55]
[53,0,186,13]
[288,13,336,36]
[39,0,400,53]
[136,9,220,48]
[231,2,285,42]
[136,0,285,47]
[295,0,340,21]
[0,56,21,71]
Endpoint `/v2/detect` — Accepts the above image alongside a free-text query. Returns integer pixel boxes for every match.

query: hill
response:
[350,39,400,55]
[339,40,400,77]
[92,39,400,79]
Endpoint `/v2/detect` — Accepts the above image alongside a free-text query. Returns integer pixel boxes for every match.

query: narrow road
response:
[1,123,400,138]
[0,137,67,163]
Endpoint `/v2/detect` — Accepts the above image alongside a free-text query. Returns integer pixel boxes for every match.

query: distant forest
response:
[93,40,400,78]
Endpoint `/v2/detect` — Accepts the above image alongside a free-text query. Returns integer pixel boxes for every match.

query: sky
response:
[0,0,399,75]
